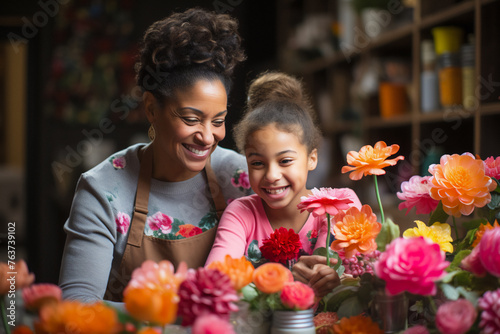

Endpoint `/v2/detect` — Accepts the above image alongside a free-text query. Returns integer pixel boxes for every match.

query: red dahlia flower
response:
[259,227,302,265]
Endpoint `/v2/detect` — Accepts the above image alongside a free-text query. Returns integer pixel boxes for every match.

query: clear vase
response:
[371,290,409,333]
[270,309,316,334]
[231,301,272,334]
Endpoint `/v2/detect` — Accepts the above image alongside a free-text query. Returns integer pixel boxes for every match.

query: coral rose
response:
[297,187,354,217]
[435,299,477,334]
[428,153,496,217]
[397,175,439,215]
[252,262,293,294]
[37,300,118,334]
[124,260,187,294]
[341,141,404,180]
[332,314,383,334]
[280,281,315,310]
[330,205,382,258]
[22,283,62,311]
[207,255,254,291]
[374,237,449,296]
[478,226,500,277]
[484,156,500,180]
[192,314,236,334]
[403,221,453,253]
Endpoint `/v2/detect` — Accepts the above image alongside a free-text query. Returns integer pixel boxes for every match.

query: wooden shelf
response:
[481,102,500,115]
[365,114,412,129]
[420,1,475,29]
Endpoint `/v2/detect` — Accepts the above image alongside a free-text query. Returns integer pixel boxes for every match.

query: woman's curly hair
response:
[135,7,246,100]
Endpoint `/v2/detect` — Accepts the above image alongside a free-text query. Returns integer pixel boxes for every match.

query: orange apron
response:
[105,144,226,301]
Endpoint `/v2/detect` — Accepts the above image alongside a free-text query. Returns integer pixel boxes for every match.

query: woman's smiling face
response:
[146,79,228,181]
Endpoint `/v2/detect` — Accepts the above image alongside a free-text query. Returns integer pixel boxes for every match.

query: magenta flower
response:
[397,175,439,215]
[461,246,487,277]
[238,171,250,189]
[484,156,500,180]
[298,187,354,217]
[112,156,126,169]
[374,237,449,296]
[192,314,236,334]
[116,212,131,234]
[478,226,500,277]
[177,268,239,326]
[280,281,315,310]
[435,299,477,334]
[478,288,500,334]
[147,212,173,234]
[403,325,429,334]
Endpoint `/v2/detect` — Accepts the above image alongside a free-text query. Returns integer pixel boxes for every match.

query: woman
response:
[58,7,249,303]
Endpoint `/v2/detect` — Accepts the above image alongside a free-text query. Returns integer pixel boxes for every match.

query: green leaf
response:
[441,283,460,300]
[462,218,486,230]
[376,218,400,252]
[247,240,262,263]
[429,201,449,225]
[241,284,258,302]
[456,287,480,306]
[170,218,183,235]
[312,247,342,270]
[337,296,364,318]
[199,211,218,230]
[325,285,359,312]
[487,192,500,210]
[448,250,471,271]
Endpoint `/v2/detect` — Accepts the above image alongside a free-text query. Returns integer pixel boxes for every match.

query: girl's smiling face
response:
[245,124,317,212]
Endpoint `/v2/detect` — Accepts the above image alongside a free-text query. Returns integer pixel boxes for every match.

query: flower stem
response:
[326,213,331,267]
[373,175,385,225]
[453,217,459,240]
[1,295,11,334]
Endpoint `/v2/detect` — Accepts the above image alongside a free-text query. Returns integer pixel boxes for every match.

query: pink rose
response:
[147,212,173,234]
[461,246,487,277]
[374,237,449,296]
[478,227,500,277]
[478,288,500,334]
[397,175,439,215]
[22,283,62,311]
[280,281,315,310]
[298,187,354,218]
[116,212,131,234]
[435,299,477,334]
[112,156,126,169]
[484,156,500,180]
[403,325,429,334]
[238,171,250,189]
[192,314,236,334]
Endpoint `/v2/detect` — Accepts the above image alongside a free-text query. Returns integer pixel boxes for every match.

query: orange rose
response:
[124,287,178,326]
[341,141,404,180]
[37,300,118,334]
[333,315,383,334]
[330,205,382,258]
[473,220,500,247]
[252,263,293,294]
[207,255,254,291]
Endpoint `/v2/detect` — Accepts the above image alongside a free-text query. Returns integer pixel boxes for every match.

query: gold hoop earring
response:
[148,124,156,141]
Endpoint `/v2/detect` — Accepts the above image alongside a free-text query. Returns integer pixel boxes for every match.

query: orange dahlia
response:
[341,141,404,180]
[333,315,383,334]
[252,262,293,294]
[429,153,497,217]
[473,220,500,248]
[207,255,254,291]
[37,300,118,334]
[330,205,382,258]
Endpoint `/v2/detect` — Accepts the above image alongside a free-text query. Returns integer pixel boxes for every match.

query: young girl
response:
[206,72,361,295]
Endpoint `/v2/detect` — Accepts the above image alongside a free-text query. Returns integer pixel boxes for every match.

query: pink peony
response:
[298,187,354,218]
[115,212,130,234]
[112,156,126,169]
[192,314,236,334]
[177,268,239,326]
[374,237,449,296]
[461,246,487,277]
[478,288,500,334]
[478,226,500,277]
[403,325,430,334]
[238,171,250,189]
[484,156,500,180]
[280,281,315,310]
[22,283,62,311]
[435,299,477,334]
[124,260,187,294]
[147,212,173,234]
[397,175,439,215]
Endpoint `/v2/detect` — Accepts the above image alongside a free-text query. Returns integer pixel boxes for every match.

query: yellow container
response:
[432,26,464,55]
[379,82,409,119]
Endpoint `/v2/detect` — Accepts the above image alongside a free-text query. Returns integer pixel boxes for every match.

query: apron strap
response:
[205,156,227,220]
[127,144,153,247]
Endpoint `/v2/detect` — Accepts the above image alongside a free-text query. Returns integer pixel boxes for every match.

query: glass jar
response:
[461,43,475,109]
[271,309,316,334]
[438,52,462,107]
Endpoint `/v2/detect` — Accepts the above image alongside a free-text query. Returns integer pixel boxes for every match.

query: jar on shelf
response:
[461,39,475,110]
[438,52,462,107]
[420,39,439,112]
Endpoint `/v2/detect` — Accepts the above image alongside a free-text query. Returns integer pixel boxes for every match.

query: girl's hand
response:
[291,255,340,298]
